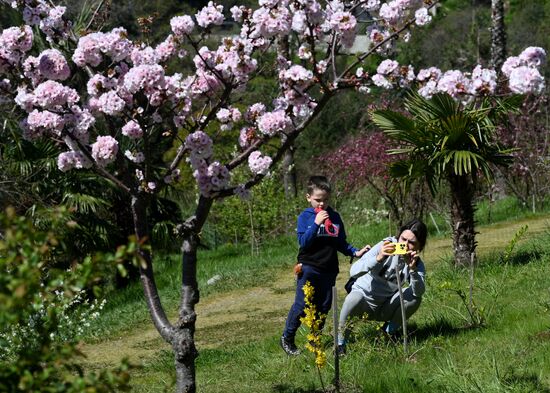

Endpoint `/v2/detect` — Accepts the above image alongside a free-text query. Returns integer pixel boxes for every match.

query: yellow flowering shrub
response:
[300,281,327,368]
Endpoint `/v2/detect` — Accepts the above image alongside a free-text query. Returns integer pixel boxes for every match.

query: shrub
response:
[0,207,135,392]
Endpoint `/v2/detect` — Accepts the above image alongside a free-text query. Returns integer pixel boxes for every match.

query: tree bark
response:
[277,35,298,199]
[490,0,507,72]
[282,146,297,199]
[175,196,213,393]
[448,174,477,268]
[131,195,174,342]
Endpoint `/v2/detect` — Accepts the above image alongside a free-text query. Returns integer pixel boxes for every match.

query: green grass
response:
[128,230,550,392]
[82,196,550,392]
[84,234,299,340]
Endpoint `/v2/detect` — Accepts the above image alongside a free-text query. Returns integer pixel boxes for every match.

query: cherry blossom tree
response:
[0,0,545,391]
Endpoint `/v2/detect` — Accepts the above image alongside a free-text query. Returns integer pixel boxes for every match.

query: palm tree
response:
[371,92,520,267]
[490,0,507,73]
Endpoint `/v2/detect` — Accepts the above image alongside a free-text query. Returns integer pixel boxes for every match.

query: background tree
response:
[372,92,522,267]
[490,0,506,71]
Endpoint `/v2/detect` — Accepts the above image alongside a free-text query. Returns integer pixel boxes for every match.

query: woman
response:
[337,218,428,354]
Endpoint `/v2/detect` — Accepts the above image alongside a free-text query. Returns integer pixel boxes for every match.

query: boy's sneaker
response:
[280,335,300,356]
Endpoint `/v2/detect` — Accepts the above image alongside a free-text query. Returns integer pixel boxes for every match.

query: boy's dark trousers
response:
[283,264,338,339]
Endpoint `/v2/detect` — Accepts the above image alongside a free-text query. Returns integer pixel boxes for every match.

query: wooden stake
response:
[332,286,340,392]
[395,265,408,357]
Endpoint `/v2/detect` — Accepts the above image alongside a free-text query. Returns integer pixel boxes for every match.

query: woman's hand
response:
[405,250,419,271]
[376,241,396,263]
[354,244,371,258]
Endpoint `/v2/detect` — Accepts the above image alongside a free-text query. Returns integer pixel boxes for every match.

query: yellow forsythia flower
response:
[299,281,327,369]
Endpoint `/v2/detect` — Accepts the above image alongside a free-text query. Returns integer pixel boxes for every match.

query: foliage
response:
[398,3,492,70]
[497,93,550,211]
[372,91,524,266]
[317,129,434,224]
[0,118,182,283]
[372,92,520,193]
[507,0,550,76]
[0,207,138,392]
[500,224,529,264]
[1,287,107,358]
[207,172,300,247]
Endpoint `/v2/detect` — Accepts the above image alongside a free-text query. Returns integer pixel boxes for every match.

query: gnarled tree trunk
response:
[131,193,175,338]
[174,196,213,392]
[131,193,208,393]
[448,174,477,267]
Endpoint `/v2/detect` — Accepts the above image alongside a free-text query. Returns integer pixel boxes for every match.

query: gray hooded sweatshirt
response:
[350,237,426,301]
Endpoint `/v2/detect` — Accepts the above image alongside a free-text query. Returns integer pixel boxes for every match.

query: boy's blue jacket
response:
[296,207,357,273]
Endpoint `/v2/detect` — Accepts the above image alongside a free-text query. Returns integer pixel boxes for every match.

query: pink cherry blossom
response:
[72,28,132,68]
[64,106,95,143]
[185,130,213,159]
[32,80,79,110]
[414,7,432,26]
[170,15,195,36]
[97,91,126,116]
[508,66,545,95]
[501,56,522,77]
[257,110,292,136]
[377,59,399,75]
[248,150,272,175]
[57,150,92,172]
[470,65,497,95]
[122,120,144,139]
[251,5,292,38]
[436,70,470,97]
[234,184,251,200]
[38,49,70,81]
[91,135,119,166]
[195,2,224,29]
[519,47,546,68]
[372,74,392,89]
[23,109,64,140]
[125,150,145,163]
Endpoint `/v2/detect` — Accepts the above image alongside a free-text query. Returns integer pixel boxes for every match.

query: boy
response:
[280,175,371,356]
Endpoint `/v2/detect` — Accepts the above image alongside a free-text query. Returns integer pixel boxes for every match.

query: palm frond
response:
[406,92,458,122]
[152,221,177,250]
[371,110,416,135]
[61,193,112,215]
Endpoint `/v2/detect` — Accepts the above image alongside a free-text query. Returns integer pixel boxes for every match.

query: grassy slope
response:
[82,201,550,393]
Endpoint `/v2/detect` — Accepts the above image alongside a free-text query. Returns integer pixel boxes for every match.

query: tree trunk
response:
[448,174,477,268]
[131,194,174,341]
[277,35,298,199]
[175,196,213,393]
[282,146,297,199]
[490,0,507,72]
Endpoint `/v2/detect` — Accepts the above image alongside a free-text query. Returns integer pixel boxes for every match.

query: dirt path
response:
[82,214,550,368]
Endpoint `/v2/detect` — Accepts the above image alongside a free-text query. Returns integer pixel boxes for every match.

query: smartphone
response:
[389,242,407,255]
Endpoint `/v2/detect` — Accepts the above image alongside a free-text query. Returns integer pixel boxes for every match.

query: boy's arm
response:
[349,240,386,277]
[297,212,319,248]
[335,218,357,257]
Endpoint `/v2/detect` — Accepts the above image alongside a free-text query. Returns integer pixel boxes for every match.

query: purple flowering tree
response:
[0,0,545,391]
[317,131,432,224]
